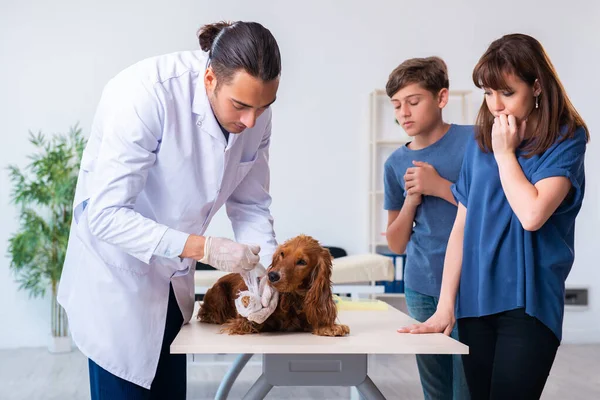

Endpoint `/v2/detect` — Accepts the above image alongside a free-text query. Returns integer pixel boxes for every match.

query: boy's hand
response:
[404,161,442,197]
[404,192,422,207]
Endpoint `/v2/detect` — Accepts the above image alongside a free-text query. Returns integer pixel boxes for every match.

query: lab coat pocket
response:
[75,206,151,276]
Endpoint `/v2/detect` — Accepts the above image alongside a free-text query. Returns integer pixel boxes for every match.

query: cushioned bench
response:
[195,253,395,299]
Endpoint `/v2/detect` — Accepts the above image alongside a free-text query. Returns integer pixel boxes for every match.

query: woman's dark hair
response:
[198,21,281,87]
[473,33,589,157]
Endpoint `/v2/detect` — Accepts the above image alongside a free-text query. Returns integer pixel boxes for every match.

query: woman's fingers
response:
[397,324,420,333]
[398,323,444,334]
[443,324,454,336]
[499,114,509,129]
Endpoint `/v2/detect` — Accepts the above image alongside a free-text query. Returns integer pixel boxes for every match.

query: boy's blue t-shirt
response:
[383,124,473,297]
[451,127,587,341]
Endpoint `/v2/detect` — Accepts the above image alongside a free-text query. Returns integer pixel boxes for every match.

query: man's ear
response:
[437,88,449,109]
[204,66,218,93]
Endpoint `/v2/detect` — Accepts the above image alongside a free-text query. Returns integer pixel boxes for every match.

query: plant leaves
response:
[6,125,87,298]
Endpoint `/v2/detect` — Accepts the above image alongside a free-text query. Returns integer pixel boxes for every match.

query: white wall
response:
[1,0,598,348]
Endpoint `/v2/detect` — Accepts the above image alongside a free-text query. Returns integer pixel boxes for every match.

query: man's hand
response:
[182,235,260,273]
[201,237,260,273]
[180,235,206,260]
[247,277,279,324]
[404,161,443,197]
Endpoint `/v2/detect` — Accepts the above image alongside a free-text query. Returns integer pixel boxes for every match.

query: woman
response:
[399,33,589,399]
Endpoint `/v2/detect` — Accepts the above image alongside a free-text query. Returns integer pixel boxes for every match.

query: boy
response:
[383,57,471,400]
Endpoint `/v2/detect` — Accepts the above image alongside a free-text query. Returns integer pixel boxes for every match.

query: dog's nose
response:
[268,272,280,283]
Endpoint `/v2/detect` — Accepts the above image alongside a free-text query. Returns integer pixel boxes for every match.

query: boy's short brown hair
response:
[385,57,449,98]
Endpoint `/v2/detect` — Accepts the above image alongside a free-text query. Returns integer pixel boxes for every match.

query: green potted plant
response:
[7,125,86,353]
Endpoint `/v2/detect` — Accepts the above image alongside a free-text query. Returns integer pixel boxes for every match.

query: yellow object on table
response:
[333,295,389,311]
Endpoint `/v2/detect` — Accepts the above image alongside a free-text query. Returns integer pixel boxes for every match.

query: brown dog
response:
[197,235,350,337]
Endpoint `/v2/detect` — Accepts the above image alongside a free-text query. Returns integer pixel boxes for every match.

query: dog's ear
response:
[304,247,336,328]
[269,246,283,270]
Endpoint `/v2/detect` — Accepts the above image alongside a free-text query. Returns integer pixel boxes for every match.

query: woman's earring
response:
[535,95,539,109]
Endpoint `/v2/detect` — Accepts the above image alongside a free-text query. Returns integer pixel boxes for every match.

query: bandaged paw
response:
[235,290,263,317]
[235,266,279,324]
[247,285,278,324]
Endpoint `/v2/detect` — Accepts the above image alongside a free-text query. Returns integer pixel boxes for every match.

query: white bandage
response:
[247,282,278,324]
[235,291,263,317]
[235,266,279,324]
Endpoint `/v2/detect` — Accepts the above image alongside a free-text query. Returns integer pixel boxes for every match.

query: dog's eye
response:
[280,251,284,258]
[296,259,307,266]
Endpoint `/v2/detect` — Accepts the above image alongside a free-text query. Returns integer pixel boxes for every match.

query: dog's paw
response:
[221,317,260,335]
[195,305,205,321]
[241,296,251,307]
[313,324,350,337]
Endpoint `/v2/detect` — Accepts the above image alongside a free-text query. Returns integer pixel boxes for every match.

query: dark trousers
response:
[458,308,560,400]
[89,284,186,399]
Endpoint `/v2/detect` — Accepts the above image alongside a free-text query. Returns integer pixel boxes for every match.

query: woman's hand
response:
[397,307,456,336]
[491,114,526,158]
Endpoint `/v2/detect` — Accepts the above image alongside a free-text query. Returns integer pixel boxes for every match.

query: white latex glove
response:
[253,263,267,279]
[258,275,273,307]
[247,277,279,324]
[235,264,269,318]
[199,237,260,273]
[240,263,267,294]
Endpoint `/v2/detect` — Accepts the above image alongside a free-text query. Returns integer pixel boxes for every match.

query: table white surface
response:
[171,303,468,355]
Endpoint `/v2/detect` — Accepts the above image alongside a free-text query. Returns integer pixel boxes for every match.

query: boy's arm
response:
[405,161,456,206]
[430,178,456,206]
[385,194,421,254]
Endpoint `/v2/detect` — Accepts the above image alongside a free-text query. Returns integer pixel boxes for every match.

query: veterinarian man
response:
[58,21,281,399]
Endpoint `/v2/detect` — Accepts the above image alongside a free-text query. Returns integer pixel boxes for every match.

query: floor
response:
[1,344,599,399]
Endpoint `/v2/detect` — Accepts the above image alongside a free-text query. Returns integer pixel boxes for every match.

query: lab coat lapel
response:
[192,80,227,146]
[191,79,243,194]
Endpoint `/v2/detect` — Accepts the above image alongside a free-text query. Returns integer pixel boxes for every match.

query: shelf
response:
[375,293,406,299]
[370,241,389,247]
[374,140,406,145]
[372,89,471,96]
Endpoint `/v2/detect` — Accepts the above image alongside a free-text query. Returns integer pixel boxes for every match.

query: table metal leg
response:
[242,374,273,400]
[355,375,386,400]
[350,386,363,400]
[238,353,385,399]
[215,353,253,400]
